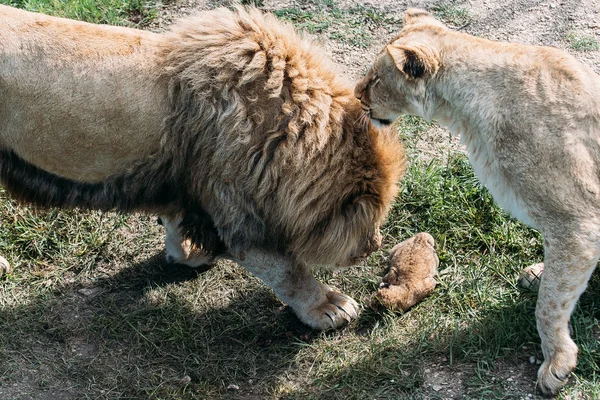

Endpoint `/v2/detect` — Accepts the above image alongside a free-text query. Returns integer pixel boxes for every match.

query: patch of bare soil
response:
[421,357,542,399]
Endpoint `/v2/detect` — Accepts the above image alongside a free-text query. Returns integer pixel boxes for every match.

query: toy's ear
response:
[385,44,439,79]
[403,8,446,28]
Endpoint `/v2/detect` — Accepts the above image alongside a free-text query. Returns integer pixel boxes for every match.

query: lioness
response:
[355,8,600,396]
[0,6,406,330]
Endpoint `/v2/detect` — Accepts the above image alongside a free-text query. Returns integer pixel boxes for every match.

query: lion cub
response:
[373,232,438,311]
[355,8,600,396]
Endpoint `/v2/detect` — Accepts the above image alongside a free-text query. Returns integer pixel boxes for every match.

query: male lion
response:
[0,5,406,330]
[355,8,600,396]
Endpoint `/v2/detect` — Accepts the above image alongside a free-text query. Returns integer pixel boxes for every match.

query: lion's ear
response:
[344,193,379,220]
[403,8,446,28]
[385,44,439,79]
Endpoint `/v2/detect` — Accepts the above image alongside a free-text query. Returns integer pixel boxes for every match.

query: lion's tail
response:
[0,149,178,213]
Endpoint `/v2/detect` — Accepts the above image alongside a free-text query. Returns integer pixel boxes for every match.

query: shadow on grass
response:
[283,275,600,400]
[0,229,596,400]
[1,251,599,399]
[0,252,318,399]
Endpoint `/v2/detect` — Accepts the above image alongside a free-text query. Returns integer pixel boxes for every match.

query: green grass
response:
[431,1,473,27]
[566,32,600,51]
[1,0,159,25]
[5,132,597,398]
[273,0,401,48]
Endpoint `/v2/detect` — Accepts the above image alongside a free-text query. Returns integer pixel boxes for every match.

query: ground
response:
[1,1,600,399]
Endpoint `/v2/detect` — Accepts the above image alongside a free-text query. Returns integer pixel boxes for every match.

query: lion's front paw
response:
[0,256,11,276]
[537,359,572,397]
[301,284,359,330]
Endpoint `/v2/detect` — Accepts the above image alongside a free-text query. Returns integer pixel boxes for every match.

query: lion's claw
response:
[536,347,577,397]
[301,284,360,330]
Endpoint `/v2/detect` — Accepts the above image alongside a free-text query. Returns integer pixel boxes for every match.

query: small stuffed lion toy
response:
[373,232,439,311]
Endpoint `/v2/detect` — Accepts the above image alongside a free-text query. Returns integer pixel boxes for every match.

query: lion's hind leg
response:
[535,230,600,396]
[160,215,217,267]
[0,256,10,276]
[236,249,359,330]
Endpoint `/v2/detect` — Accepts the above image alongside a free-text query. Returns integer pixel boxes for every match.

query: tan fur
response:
[356,8,600,395]
[373,232,438,311]
[0,5,167,182]
[0,6,406,331]
[519,263,545,292]
[161,215,215,267]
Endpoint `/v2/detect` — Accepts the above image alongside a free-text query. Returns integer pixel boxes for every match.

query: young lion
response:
[373,232,438,312]
[355,8,600,396]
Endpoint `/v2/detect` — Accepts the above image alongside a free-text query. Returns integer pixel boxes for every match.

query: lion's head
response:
[354,9,444,126]
[282,103,406,267]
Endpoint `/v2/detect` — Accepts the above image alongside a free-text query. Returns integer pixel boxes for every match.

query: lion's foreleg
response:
[235,249,359,330]
[535,231,600,396]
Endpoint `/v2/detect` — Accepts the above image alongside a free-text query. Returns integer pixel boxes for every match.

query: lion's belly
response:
[463,134,538,230]
[470,155,537,228]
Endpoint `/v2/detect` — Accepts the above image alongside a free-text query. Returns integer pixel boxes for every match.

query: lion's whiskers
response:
[357,111,370,131]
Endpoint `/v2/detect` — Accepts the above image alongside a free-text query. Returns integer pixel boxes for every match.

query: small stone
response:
[180,375,191,384]
[507,377,514,382]
[432,384,443,391]
[78,287,101,298]
[529,356,536,364]
[227,384,240,391]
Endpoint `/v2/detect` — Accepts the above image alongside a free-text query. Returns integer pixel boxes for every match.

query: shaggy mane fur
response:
[155,7,406,263]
